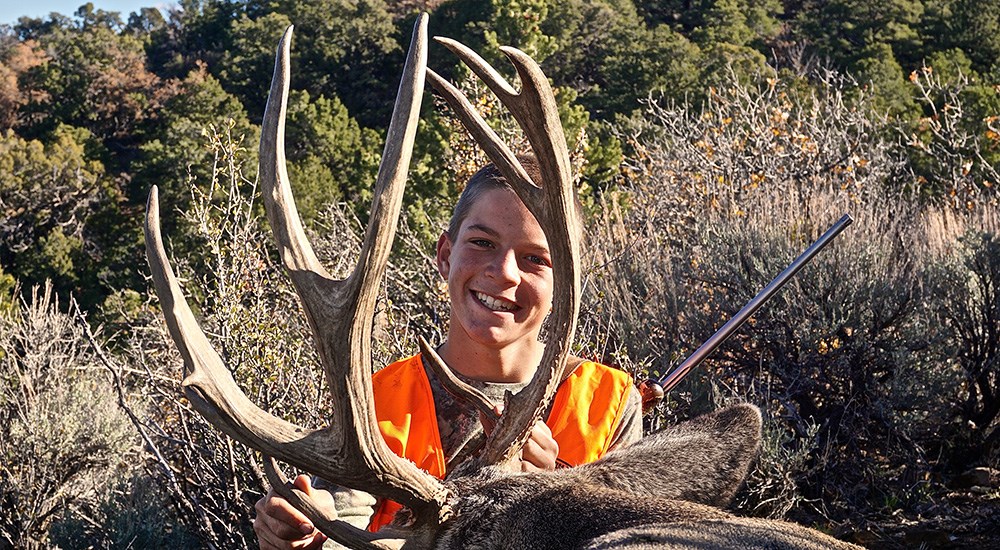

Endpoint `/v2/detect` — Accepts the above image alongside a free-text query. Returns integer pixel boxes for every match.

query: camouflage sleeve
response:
[608,385,644,450]
[312,479,377,549]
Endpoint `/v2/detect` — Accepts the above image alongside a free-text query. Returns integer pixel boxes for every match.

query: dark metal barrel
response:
[639,213,853,413]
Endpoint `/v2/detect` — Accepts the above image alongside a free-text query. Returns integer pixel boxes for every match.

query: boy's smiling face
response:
[437,187,553,353]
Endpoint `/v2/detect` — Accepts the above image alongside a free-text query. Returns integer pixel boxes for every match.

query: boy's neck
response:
[436,338,543,384]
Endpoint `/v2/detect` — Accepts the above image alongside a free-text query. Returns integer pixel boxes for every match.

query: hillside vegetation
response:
[1,1,998,548]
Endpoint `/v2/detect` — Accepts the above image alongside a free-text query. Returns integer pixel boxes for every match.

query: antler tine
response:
[433,37,519,99]
[145,186,338,474]
[495,45,576,204]
[351,19,427,294]
[419,336,499,424]
[259,25,328,278]
[430,39,575,206]
[431,39,582,473]
[425,68,534,190]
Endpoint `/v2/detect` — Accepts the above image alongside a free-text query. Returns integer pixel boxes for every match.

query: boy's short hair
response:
[446,156,583,243]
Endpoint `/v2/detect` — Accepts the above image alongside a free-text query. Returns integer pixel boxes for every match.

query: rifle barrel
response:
[656,213,853,393]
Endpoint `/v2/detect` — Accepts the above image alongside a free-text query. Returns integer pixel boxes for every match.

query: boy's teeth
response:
[476,292,516,312]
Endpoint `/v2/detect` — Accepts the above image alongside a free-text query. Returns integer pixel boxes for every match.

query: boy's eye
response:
[526,254,550,267]
[470,239,492,248]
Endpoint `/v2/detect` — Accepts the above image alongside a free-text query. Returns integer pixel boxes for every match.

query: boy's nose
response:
[487,249,521,285]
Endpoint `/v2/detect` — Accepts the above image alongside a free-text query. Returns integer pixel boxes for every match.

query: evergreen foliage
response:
[1,0,994,308]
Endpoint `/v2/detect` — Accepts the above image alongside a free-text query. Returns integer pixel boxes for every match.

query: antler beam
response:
[145,14,450,543]
[257,14,446,514]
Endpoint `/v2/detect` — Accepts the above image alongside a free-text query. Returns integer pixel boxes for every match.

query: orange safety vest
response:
[367,354,633,531]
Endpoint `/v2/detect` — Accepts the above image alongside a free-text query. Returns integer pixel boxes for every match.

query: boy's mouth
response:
[474,291,519,312]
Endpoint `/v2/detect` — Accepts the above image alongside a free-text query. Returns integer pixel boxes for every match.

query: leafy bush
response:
[0,283,133,548]
[583,66,998,524]
[47,476,198,549]
[921,210,1000,469]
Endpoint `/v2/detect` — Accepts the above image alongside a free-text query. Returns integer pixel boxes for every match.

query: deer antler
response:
[425,39,583,473]
[145,14,450,546]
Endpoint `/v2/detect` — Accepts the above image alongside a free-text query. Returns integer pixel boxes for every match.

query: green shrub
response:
[582,66,998,523]
[0,283,134,548]
[48,476,198,548]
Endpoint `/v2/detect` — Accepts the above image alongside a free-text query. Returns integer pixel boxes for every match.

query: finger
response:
[262,531,323,550]
[518,444,542,472]
[292,476,331,547]
[520,437,557,471]
[528,421,558,456]
[520,439,546,470]
[255,518,295,550]
[285,531,327,550]
[293,473,316,495]
[521,422,559,470]
[284,476,319,532]
[256,486,316,540]
[256,510,326,550]
[258,509,315,542]
[532,419,553,439]
[253,513,276,549]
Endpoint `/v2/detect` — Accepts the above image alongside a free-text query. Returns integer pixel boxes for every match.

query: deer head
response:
[145,14,861,550]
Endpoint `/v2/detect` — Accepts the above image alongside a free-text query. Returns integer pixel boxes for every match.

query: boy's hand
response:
[254,474,333,550]
[518,419,559,471]
[481,406,559,472]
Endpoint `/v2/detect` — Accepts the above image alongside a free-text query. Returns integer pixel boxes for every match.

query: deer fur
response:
[583,519,858,550]
[408,404,858,549]
[428,404,759,548]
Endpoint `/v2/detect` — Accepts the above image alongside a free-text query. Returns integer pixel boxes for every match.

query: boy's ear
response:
[436,232,452,278]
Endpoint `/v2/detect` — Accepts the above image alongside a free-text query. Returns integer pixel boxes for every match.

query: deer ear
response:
[649,403,762,508]
[436,231,453,278]
[585,403,762,508]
